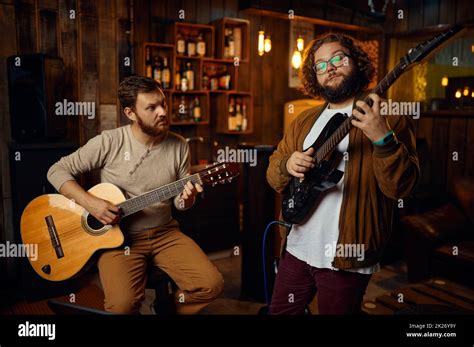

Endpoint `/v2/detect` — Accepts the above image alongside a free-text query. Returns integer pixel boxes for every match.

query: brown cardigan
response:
[266,97,420,269]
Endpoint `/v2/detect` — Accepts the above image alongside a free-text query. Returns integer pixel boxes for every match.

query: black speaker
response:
[7,54,67,142]
[239,144,277,302]
[9,142,80,300]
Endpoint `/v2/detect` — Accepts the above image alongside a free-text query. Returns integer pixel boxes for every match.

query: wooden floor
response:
[4,250,472,315]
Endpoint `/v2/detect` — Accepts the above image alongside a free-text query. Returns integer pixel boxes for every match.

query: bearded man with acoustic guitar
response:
[47,76,224,314]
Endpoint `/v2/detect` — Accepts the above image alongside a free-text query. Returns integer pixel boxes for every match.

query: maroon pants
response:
[270,252,371,315]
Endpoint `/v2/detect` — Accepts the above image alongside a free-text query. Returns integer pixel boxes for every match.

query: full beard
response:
[136,115,168,138]
[317,70,362,104]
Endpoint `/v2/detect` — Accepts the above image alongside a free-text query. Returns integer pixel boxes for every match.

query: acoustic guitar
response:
[20,162,239,281]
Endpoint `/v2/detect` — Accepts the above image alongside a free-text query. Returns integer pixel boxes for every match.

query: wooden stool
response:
[146,266,175,315]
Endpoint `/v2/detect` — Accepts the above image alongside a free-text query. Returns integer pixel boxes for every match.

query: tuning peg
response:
[227,178,233,183]
[212,182,217,187]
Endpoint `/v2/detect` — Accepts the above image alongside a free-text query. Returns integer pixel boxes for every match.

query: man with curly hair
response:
[266,33,419,314]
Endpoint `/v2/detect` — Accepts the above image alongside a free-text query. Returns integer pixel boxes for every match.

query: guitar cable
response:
[262,220,292,307]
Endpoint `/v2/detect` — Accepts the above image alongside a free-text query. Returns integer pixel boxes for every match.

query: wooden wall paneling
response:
[224,0,238,18]
[455,0,474,23]
[38,0,57,10]
[78,14,100,144]
[0,2,18,282]
[115,0,129,126]
[134,0,150,43]
[150,0,167,42]
[166,0,182,23]
[98,0,117,105]
[268,16,287,146]
[39,9,58,55]
[446,118,467,192]
[196,0,210,24]
[98,0,118,130]
[407,0,423,31]
[209,0,224,22]
[58,0,79,143]
[430,118,450,192]
[115,0,128,19]
[391,0,409,33]
[438,0,455,24]
[261,16,275,145]
[78,10,100,187]
[465,119,474,177]
[423,0,439,27]
[182,0,196,22]
[79,0,96,16]
[117,17,131,125]
[15,0,38,54]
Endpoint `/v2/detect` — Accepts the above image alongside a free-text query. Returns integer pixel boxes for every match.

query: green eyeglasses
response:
[314,53,351,75]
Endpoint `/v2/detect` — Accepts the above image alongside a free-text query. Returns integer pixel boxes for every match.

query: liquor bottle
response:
[145,47,152,78]
[235,99,243,131]
[178,95,188,120]
[175,63,181,90]
[152,56,162,84]
[193,96,201,122]
[228,27,235,58]
[224,28,230,58]
[234,27,242,59]
[187,36,196,57]
[197,32,206,57]
[185,62,194,90]
[228,97,236,131]
[219,70,231,90]
[242,102,248,132]
[202,72,209,90]
[180,63,188,92]
[161,57,171,89]
[176,32,186,55]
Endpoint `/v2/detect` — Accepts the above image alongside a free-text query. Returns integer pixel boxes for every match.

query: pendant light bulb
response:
[296,36,304,52]
[264,35,272,53]
[292,49,302,69]
[258,30,265,56]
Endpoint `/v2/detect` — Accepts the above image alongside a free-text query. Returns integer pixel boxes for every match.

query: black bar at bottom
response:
[0,314,473,345]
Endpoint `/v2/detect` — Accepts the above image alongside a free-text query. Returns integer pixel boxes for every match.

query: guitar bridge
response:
[45,215,64,259]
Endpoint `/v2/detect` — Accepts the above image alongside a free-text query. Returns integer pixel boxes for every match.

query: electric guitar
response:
[281,25,462,224]
[21,162,239,281]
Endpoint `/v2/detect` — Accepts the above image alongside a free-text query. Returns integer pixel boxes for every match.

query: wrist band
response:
[373,130,394,146]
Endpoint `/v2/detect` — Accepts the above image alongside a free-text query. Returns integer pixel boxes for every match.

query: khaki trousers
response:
[97,222,224,314]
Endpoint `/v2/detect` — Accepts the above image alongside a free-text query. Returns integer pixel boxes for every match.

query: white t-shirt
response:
[286,104,380,275]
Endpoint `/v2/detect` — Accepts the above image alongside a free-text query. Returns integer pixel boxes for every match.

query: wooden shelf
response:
[168,22,215,58]
[141,42,175,89]
[176,55,202,60]
[212,92,253,134]
[203,59,236,91]
[172,90,209,94]
[212,17,250,62]
[141,19,252,134]
[170,92,209,125]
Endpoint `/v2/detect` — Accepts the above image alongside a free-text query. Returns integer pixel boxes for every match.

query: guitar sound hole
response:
[87,214,105,231]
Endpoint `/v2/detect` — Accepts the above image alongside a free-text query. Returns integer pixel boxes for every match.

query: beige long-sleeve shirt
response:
[47,125,190,232]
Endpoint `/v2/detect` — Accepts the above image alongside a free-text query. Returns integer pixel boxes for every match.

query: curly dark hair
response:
[299,33,375,99]
[118,75,166,110]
